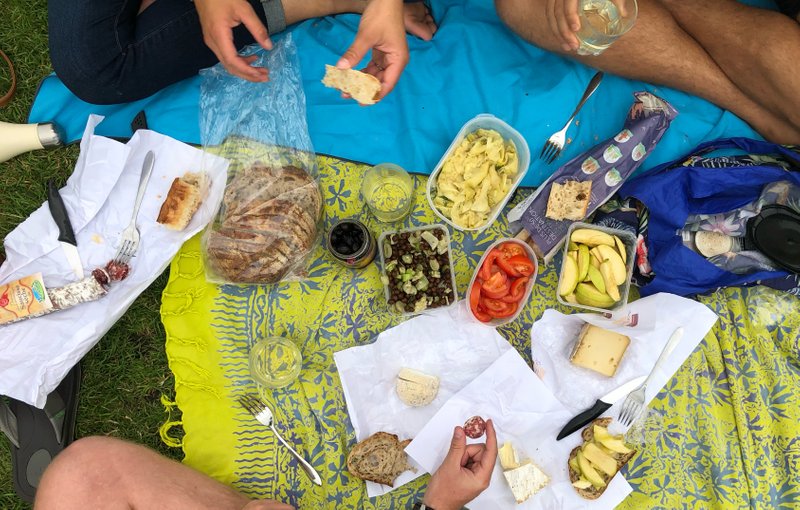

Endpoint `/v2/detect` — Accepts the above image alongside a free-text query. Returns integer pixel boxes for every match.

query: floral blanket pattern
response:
[161,155,800,509]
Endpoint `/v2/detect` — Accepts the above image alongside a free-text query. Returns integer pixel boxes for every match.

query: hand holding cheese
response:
[423,420,498,510]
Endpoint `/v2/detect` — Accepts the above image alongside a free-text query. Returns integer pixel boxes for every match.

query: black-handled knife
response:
[47,179,84,279]
[556,375,646,440]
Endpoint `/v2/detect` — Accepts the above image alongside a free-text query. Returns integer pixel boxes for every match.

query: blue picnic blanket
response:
[29,0,773,187]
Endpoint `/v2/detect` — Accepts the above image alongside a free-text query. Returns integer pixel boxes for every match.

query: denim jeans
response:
[48,0,268,104]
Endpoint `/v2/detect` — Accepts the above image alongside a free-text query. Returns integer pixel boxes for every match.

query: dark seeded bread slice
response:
[568,418,636,500]
[347,432,415,487]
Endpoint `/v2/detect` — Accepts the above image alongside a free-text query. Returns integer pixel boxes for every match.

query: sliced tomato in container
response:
[507,255,535,277]
[481,271,509,299]
[498,242,526,259]
[495,255,521,277]
[485,300,517,319]
[501,277,529,303]
[469,281,482,311]
[478,250,501,280]
[481,297,509,313]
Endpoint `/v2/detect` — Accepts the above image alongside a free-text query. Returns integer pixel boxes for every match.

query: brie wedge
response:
[503,462,550,504]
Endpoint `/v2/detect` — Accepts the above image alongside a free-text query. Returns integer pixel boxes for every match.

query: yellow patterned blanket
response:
[161,156,800,509]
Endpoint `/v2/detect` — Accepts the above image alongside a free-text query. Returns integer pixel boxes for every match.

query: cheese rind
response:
[569,324,630,377]
[502,462,550,504]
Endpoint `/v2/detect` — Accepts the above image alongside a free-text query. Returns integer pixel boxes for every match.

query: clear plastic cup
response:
[576,0,638,56]
[249,336,302,390]
[361,163,414,222]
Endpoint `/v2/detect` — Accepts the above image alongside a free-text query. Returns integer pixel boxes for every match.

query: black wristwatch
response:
[412,503,435,510]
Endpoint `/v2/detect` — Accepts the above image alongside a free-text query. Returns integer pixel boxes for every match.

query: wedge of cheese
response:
[499,443,549,504]
[569,324,630,377]
[503,462,550,504]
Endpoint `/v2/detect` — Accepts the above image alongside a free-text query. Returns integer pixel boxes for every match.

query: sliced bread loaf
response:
[347,432,415,486]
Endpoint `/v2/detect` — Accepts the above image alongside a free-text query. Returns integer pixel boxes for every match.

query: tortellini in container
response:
[429,121,527,231]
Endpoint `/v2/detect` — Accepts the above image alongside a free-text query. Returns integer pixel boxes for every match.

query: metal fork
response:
[618,327,684,427]
[539,71,604,164]
[238,394,323,486]
[112,151,155,265]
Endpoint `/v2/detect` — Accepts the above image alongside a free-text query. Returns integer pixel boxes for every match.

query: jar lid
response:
[746,205,800,274]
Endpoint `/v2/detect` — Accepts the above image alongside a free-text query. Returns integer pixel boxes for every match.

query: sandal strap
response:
[0,49,17,108]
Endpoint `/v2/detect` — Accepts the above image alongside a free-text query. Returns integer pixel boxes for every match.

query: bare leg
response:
[660,0,800,130]
[494,0,800,144]
[34,437,292,510]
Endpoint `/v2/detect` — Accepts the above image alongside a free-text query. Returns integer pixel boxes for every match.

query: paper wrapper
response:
[514,92,677,262]
[405,349,634,510]
[530,293,718,419]
[333,305,513,498]
[0,115,229,407]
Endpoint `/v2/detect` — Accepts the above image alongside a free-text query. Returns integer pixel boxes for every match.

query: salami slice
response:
[463,416,486,439]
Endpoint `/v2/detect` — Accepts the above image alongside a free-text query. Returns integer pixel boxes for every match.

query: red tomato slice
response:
[481,271,509,299]
[486,301,517,319]
[478,251,501,280]
[473,309,492,322]
[481,297,509,313]
[498,242,526,259]
[469,281,482,312]
[507,255,535,277]
[495,255,521,278]
[501,277,529,303]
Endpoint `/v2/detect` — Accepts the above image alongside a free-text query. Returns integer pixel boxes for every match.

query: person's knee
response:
[495,0,557,50]
[35,436,124,506]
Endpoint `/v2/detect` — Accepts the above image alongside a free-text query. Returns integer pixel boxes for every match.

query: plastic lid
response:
[747,205,800,274]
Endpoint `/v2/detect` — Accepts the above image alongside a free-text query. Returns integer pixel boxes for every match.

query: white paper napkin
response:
[530,293,719,415]
[0,115,229,407]
[334,304,513,498]
[405,349,634,509]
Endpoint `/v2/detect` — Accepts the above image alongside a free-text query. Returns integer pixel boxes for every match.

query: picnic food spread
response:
[431,128,519,229]
[205,164,321,284]
[13,73,796,509]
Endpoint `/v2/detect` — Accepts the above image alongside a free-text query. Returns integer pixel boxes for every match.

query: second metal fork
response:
[539,71,604,164]
[112,151,155,265]
[618,327,684,427]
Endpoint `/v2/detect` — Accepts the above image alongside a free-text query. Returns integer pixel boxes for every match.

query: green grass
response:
[0,2,181,508]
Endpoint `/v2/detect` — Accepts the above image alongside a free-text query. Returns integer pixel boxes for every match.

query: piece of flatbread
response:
[322,64,381,105]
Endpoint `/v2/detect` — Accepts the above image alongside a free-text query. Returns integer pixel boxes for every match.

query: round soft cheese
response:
[395,367,440,407]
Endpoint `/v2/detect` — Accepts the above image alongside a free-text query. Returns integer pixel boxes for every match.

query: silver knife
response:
[47,180,84,280]
[556,375,646,440]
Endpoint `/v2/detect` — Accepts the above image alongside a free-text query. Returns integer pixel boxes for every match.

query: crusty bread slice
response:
[568,418,636,500]
[347,432,415,486]
[322,64,381,105]
[157,172,208,230]
[545,180,592,221]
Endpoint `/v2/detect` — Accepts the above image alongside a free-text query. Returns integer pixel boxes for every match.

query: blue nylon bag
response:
[618,138,800,297]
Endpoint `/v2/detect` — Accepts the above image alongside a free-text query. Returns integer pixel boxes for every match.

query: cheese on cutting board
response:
[499,443,549,504]
[569,324,630,377]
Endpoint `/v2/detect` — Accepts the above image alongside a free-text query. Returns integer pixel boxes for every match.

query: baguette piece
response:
[568,418,636,500]
[157,172,208,230]
[322,64,381,105]
[545,180,592,221]
[347,432,415,486]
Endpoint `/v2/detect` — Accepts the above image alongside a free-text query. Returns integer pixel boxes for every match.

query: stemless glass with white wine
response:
[576,0,638,56]
[361,163,414,222]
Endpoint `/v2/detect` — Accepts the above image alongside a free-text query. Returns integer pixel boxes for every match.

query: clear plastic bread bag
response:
[199,34,322,285]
